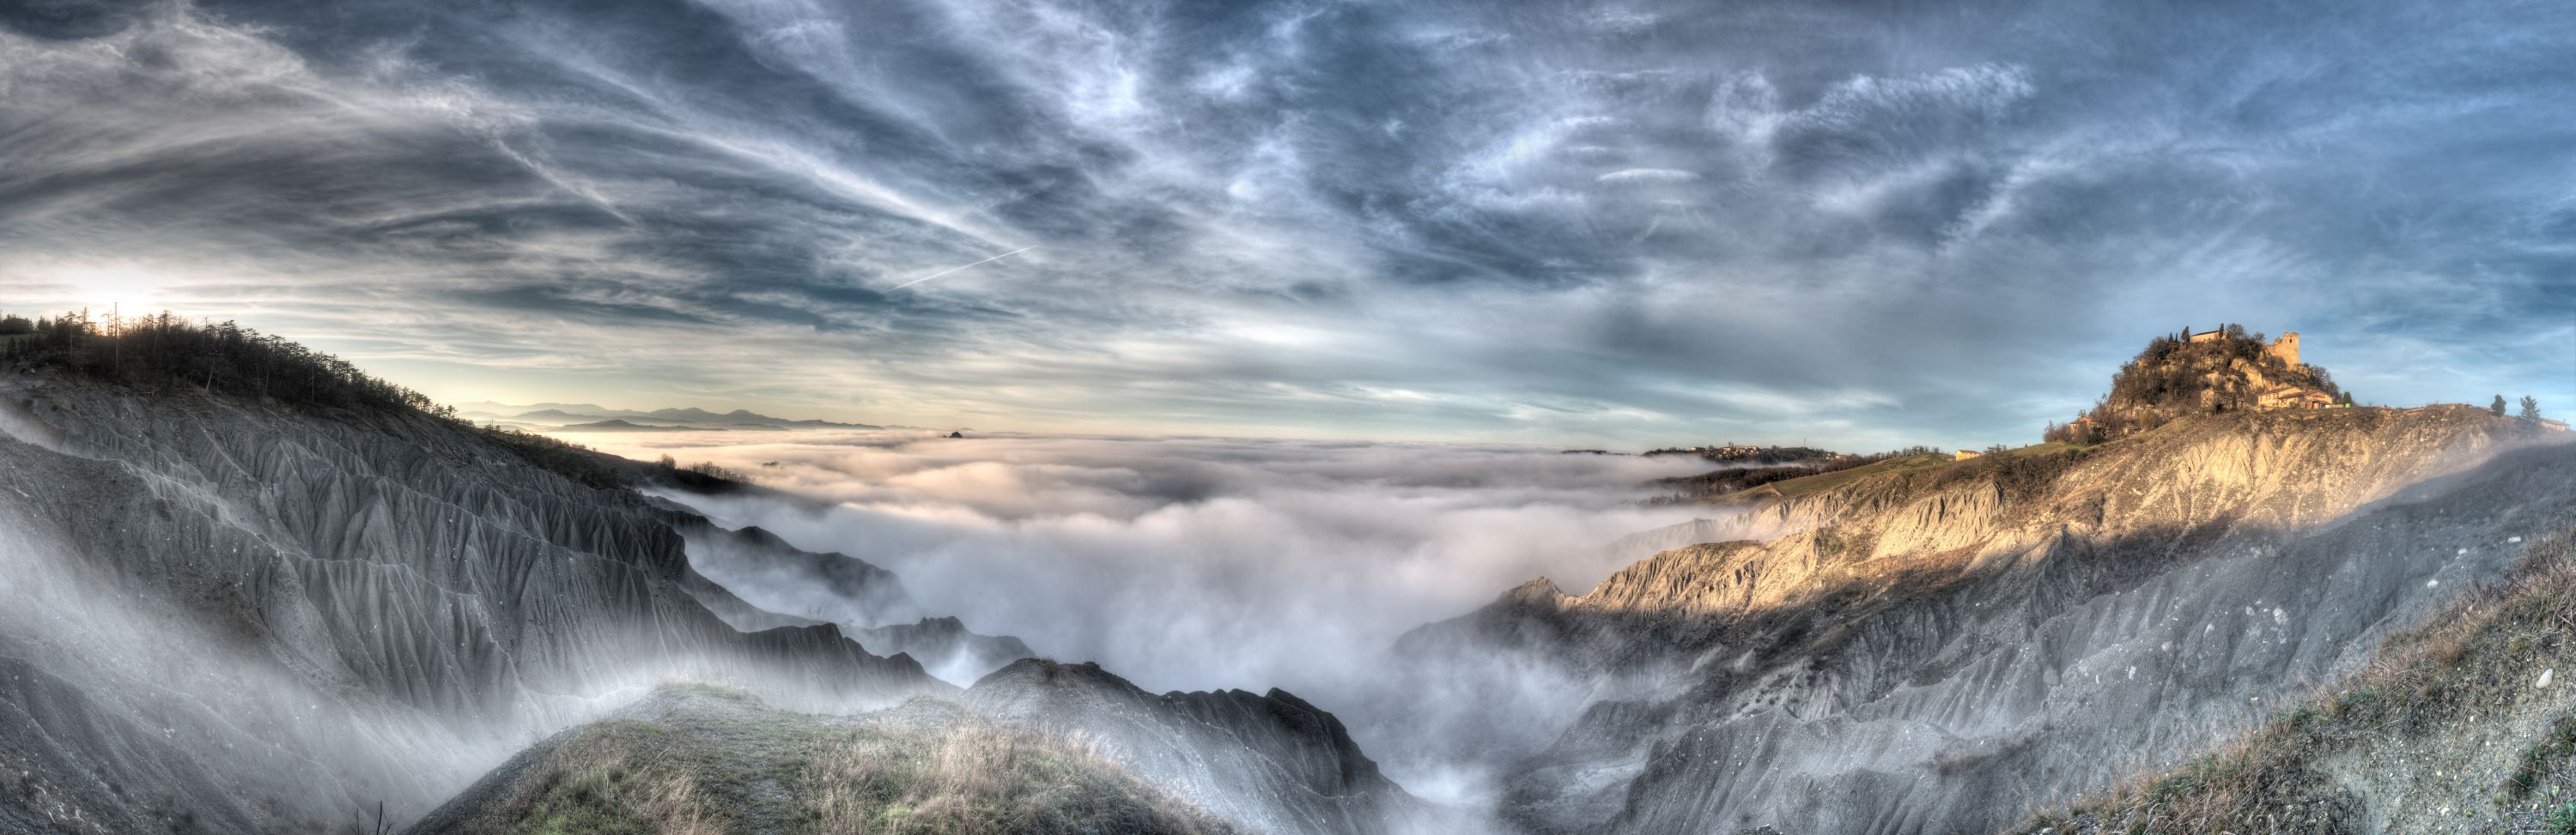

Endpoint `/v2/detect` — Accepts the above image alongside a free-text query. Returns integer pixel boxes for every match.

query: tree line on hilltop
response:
[2491,394,2549,428]
[1655,445,1949,501]
[0,309,447,415]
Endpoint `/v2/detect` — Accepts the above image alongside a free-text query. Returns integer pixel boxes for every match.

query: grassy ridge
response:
[1,308,751,494]
[1760,452,1952,498]
[453,684,1229,835]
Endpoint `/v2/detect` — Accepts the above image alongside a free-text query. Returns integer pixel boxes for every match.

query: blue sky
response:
[2,0,2569,449]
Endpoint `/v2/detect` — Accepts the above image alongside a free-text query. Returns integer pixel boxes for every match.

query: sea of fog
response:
[577,428,1722,799]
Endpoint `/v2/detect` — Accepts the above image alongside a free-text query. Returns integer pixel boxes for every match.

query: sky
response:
[3,0,2571,449]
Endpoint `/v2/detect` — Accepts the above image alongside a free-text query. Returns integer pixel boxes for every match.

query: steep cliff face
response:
[964,660,1456,835]
[1414,407,2573,834]
[0,376,949,833]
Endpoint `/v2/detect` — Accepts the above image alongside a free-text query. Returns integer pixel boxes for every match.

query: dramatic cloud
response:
[3,0,2570,446]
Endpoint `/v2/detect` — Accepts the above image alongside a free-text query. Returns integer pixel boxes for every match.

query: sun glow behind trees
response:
[32,268,177,314]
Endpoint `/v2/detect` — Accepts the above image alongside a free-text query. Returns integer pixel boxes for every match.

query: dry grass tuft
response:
[806,720,1222,835]
[471,719,724,835]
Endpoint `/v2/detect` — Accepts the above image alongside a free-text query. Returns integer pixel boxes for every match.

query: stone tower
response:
[2265,331,2300,368]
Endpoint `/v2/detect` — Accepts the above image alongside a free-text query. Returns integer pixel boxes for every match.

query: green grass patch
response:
[1767,453,1952,498]
[2513,715,2576,799]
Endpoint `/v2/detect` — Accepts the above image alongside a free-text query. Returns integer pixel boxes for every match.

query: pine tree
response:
[2521,396,2543,427]
[2493,395,2510,416]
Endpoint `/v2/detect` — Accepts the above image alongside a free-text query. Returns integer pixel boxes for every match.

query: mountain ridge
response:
[1393,404,2576,833]
[0,330,1426,835]
[456,401,896,431]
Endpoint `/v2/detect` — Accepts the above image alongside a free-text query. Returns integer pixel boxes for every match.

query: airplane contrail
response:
[887,245,1035,291]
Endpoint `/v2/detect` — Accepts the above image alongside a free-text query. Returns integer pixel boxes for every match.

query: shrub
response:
[0,309,439,415]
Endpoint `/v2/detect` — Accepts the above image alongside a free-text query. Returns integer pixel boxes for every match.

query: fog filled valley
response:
[595,431,1741,808]
[0,317,2571,835]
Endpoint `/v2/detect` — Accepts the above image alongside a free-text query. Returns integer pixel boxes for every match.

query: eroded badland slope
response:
[0,360,1435,835]
[1409,404,2575,834]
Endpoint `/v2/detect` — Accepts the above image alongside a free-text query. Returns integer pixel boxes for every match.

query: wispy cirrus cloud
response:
[0,0,2567,446]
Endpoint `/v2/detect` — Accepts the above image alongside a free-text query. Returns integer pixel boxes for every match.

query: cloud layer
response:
[602,430,1702,687]
[608,428,1714,800]
[3,0,2571,446]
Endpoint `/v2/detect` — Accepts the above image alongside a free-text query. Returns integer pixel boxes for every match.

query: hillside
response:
[0,320,1435,835]
[9,313,2565,835]
[1394,403,2575,834]
[0,369,952,833]
[966,660,1449,835]
[406,683,1231,835]
[2013,528,2576,833]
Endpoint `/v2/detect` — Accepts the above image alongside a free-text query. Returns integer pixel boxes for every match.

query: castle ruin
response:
[2188,327,2303,372]
[2172,326,2338,412]
[2265,331,2300,368]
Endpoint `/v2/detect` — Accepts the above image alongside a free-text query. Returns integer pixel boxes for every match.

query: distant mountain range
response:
[453,401,902,431]
[553,419,714,433]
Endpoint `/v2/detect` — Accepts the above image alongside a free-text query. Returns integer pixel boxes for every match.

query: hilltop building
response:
[2188,329,2329,410]
[2265,331,2301,368]
[2049,325,2344,445]
[2190,328,2305,372]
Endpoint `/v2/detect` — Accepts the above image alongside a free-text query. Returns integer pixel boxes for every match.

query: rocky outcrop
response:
[1413,407,2574,834]
[665,521,1036,684]
[857,617,1038,686]
[963,659,1453,835]
[671,522,920,627]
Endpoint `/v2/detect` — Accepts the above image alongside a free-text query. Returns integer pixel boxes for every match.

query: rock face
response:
[673,522,920,626]
[0,377,949,832]
[857,617,1039,687]
[1411,407,2576,834]
[963,660,1451,835]
[669,522,1036,685]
